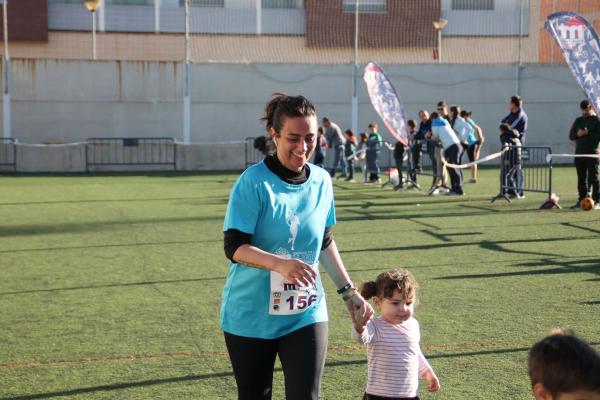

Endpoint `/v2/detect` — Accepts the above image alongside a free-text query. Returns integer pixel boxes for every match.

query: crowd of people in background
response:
[309,96,532,197]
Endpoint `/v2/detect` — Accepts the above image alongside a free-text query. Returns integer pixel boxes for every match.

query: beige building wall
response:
[0,0,580,65]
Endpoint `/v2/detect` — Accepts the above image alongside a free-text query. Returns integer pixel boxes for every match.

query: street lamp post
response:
[433,18,448,64]
[3,0,10,140]
[84,0,101,60]
[351,0,359,134]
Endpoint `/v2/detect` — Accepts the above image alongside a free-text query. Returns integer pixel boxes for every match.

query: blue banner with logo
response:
[363,61,409,146]
[546,12,600,113]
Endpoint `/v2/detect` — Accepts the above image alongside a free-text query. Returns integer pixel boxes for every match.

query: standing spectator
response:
[357,132,369,183]
[322,117,346,178]
[312,127,327,168]
[499,123,522,198]
[568,99,600,209]
[412,110,430,176]
[427,112,464,195]
[437,101,450,121]
[222,94,373,400]
[450,105,475,165]
[501,96,528,143]
[344,129,357,182]
[462,110,485,183]
[366,123,383,183]
[501,96,528,196]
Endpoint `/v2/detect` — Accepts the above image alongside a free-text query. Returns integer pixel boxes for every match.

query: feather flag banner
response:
[363,61,409,146]
[545,12,600,113]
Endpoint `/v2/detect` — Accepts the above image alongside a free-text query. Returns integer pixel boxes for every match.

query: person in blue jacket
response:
[222,93,373,400]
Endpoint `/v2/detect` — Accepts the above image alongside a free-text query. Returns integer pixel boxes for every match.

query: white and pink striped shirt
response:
[351,316,432,398]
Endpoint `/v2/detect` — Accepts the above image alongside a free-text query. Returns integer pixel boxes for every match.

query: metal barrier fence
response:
[86,138,177,171]
[492,145,552,202]
[0,138,17,172]
[245,137,267,168]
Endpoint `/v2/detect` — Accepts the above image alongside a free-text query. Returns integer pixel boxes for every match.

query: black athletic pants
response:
[444,144,463,194]
[575,157,600,202]
[224,322,328,400]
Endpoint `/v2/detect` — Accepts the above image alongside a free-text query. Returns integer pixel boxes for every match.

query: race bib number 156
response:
[269,271,319,316]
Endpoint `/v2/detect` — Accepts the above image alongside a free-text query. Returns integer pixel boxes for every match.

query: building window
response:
[343,0,386,13]
[451,0,494,10]
[105,0,152,5]
[178,0,225,6]
[262,0,304,9]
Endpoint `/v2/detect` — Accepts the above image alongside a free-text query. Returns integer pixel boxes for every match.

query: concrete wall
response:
[0,59,587,167]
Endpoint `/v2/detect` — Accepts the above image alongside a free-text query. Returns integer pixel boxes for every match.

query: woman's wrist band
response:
[342,288,357,301]
[336,283,353,294]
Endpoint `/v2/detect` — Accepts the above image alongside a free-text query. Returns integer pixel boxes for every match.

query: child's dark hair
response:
[260,93,316,135]
[359,268,418,303]
[345,129,355,137]
[528,329,600,396]
[407,120,416,129]
[360,132,368,142]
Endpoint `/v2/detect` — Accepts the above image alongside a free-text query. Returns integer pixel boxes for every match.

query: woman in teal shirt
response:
[222,93,373,400]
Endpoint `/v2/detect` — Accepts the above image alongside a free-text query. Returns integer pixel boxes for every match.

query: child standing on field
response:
[352,269,440,400]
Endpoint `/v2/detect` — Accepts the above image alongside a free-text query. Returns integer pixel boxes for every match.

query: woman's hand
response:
[344,291,373,327]
[275,258,317,287]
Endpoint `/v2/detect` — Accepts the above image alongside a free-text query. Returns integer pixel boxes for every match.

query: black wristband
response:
[337,283,353,294]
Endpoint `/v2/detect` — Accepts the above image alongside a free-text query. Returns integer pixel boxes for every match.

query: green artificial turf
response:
[0,166,598,399]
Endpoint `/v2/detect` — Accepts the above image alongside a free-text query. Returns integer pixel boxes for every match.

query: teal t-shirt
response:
[221,161,336,339]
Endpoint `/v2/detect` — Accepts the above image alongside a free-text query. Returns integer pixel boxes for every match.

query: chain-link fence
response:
[0,0,597,64]
[0,0,598,167]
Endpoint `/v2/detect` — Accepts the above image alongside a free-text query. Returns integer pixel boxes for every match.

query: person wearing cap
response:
[568,99,600,209]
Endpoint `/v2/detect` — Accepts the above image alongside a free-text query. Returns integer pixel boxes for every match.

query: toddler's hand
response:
[424,370,440,392]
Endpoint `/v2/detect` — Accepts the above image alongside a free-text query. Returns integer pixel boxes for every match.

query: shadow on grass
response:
[0,276,226,297]
[0,216,223,237]
[341,235,590,256]
[437,258,600,280]
[6,342,582,400]
[581,301,600,305]
[337,207,537,223]
[421,229,483,243]
[561,222,600,235]
[0,196,228,207]
[0,239,220,255]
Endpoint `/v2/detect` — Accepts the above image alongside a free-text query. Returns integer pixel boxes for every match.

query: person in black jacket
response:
[569,99,600,209]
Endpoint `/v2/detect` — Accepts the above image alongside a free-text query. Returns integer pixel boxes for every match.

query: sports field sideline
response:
[1,166,599,399]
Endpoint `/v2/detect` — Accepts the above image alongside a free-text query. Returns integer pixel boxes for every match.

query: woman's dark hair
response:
[359,268,418,303]
[260,93,316,135]
[407,119,416,129]
[460,110,471,118]
[345,129,354,136]
[528,329,600,396]
[430,111,439,120]
[360,132,368,142]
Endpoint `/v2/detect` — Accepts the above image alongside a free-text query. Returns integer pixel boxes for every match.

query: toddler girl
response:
[352,268,440,400]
